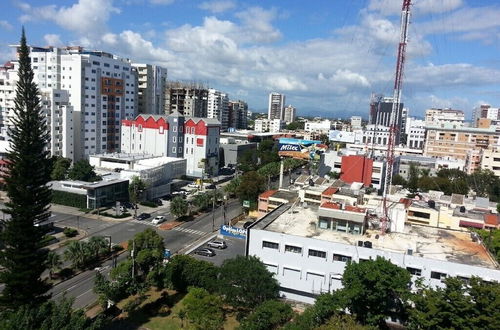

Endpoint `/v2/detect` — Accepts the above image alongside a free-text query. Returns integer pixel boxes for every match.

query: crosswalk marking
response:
[172,226,206,236]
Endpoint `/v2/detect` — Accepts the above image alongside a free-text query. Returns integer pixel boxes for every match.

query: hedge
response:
[52,190,87,209]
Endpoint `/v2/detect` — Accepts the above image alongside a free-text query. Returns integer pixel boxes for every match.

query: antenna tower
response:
[381,0,412,233]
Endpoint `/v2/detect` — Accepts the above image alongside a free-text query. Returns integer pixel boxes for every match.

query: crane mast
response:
[381,0,412,233]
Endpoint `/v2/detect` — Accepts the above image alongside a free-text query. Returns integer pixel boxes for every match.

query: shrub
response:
[139,201,158,208]
[63,227,78,238]
[40,235,57,247]
[51,190,87,208]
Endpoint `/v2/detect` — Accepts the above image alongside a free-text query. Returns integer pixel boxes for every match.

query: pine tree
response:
[0,29,52,308]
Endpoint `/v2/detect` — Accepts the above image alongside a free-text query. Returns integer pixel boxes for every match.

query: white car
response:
[152,216,165,225]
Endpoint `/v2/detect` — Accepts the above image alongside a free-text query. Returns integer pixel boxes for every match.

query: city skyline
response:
[1,0,500,118]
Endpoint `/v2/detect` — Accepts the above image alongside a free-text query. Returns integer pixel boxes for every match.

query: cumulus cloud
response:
[368,0,464,16]
[43,34,62,46]
[18,0,120,37]
[0,20,13,30]
[199,0,236,13]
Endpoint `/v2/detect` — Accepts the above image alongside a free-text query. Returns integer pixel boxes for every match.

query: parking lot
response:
[189,235,246,266]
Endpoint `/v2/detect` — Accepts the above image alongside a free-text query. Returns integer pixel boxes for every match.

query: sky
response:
[1,0,500,119]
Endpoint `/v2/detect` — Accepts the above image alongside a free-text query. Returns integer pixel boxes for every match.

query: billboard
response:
[328,130,357,143]
[220,225,247,240]
[278,138,328,160]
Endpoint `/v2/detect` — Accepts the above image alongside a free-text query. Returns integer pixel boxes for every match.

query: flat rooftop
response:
[255,204,498,269]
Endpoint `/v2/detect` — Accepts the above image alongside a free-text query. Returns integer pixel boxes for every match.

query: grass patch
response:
[140,201,158,208]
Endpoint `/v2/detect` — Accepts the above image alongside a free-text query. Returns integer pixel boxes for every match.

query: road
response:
[49,199,243,309]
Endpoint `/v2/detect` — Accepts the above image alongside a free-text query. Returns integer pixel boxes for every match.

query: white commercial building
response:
[425,108,465,127]
[121,113,220,178]
[350,116,362,130]
[305,120,332,133]
[254,119,270,133]
[132,63,167,115]
[362,124,390,146]
[270,119,285,133]
[207,89,229,130]
[247,203,500,304]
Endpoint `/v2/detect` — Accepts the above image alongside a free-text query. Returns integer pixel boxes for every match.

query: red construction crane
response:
[381,0,412,233]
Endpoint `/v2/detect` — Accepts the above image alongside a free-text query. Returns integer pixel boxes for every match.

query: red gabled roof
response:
[484,214,499,226]
[345,205,366,213]
[259,190,278,199]
[320,202,341,210]
[322,187,338,196]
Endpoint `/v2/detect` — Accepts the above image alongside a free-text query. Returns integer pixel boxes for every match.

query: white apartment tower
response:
[0,61,74,160]
[207,88,229,130]
[268,92,285,120]
[283,105,296,124]
[132,63,167,115]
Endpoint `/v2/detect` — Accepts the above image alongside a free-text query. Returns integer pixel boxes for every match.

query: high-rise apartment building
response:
[228,100,248,129]
[207,88,229,130]
[268,92,285,120]
[425,108,465,126]
[165,82,208,118]
[350,116,362,130]
[472,104,500,126]
[132,63,167,115]
[369,96,405,144]
[283,105,296,124]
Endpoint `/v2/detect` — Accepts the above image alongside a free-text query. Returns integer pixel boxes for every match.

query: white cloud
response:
[368,0,464,16]
[234,7,282,44]
[18,0,120,37]
[149,0,175,5]
[0,20,13,30]
[43,34,62,46]
[199,0,236,13]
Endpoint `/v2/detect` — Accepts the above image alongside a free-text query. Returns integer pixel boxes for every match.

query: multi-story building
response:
[350,116,362,130]
[268,92,285,120]
[1,58,76,160]
[305,120,332,133]
[121,113,220,178]
[207,89,229,130]
[254,119,269,133]
[481,145,500,177]
[228,100,248,130]
[270,119,285,133]
[473,104,500,126]
[369,96,405,143]
[362,124,390,146]
[424,123,499,161]
[283,105,296,124]
[165,82,208,117]
[425,108,465,127]
[132,63,167,115]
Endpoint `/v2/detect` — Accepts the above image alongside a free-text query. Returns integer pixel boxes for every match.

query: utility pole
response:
[212,181,216,231]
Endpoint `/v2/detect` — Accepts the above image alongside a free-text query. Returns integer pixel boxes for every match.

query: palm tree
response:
[46,251,62,279]
[64,241,88,269]
[193,193,210,211]
[87,236,109,261]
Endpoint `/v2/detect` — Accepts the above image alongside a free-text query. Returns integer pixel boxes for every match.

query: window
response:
[406,267,422,276]
[172,147,176,153]
[285,245,302,254]
[173,136,177,143]
[333,254,352,262]
[173,126,177,132]
[179,147,182,153]
[308,249,326,258]
[431,271,447,281]
[262,241,279,250]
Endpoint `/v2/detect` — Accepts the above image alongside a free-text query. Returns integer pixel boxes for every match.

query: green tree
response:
[224,176,241,197]
[408,277,500,330]
[183,287,224,330]
[128,228,164,254]
[258,139,279,165]
[0,297,106,330]
[68,159,100,182]
[407,162,420,194]
[218,255,279,308]
[46,251,62,280]
[64,241,90,269]
[315,314,370,330]
[170,196,188,218]
[468,169,500,201]
[166,255,218,293]
[257,162,280,189]
[0,30,52,308]
[286,121,305,130]
[193,193,211,211]
[236,171,266,206]
[50,157,72,181]
[128,175,146,210]
[341,257,411,327]
[239,300,294,330]
[392,174,407,187]
[239,149,257,172]
[87,236,109,261]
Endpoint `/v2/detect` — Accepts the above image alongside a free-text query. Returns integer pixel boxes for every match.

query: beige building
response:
[424,123,499,161]
[425,108,464,126]
[481,146,500,177]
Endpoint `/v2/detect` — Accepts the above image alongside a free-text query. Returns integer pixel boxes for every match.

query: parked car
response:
[161,194,172,201]
[152,216,165,225]
[206,184,216,190]
[243,221,254,229]
[136,213,151,221]
[188,182,199,188]
[194,248,216,257]
[153,198,163,206]
[207,240,227,249]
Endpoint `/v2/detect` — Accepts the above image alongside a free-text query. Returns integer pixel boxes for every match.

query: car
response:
[207,240,227,249]
[136,213,151,221]
[161,194,172,201]
[153,198,163,206]
[295,170,302,175]
[205,184,216,190]
[194,248,216,257]
[188,182,199,188]
[122,201,138,209]
[243,221,254,229]
[152,216,165,225]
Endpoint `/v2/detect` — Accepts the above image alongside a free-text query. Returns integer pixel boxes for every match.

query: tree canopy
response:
[50,157,72,181]
[236,171,266,206]
[68,159,101,182]
[170,196,188,218]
